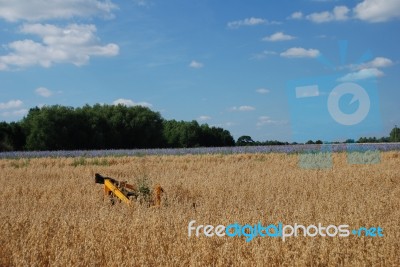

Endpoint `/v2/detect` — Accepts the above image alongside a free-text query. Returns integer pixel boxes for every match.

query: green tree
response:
[7,104,234,151]
[390,126,400,142]
[0,122,12,151]
[163,120,234,148]
[21,104,165,150]
[236,135,254,146]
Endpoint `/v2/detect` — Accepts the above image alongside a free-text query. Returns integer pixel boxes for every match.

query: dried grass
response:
[0,152,399,266]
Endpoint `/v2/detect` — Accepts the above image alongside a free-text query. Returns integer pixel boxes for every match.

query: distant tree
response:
[345,139,355,143]
[357,136,378,143]
[236,135,255,146]
[306,140,315,145]
[21,104,165,150]
[10,103,400,151]
[9,122,25,150]
[315,140,323,144]
[0,121,26,151]
[199,124,234,147]
[378,137,390,143]
[262,140,289,145]
[390,126,400,142]
[0,122,12,151]
[163,120,234,148]
[163,120,199,147]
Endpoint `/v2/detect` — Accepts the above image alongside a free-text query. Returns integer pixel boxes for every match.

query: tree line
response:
[235,127,400,146]
[1,104,399,152]
[0,104,234,151]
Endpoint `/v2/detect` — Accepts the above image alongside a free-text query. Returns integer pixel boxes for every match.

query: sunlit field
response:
[1,152,399,266]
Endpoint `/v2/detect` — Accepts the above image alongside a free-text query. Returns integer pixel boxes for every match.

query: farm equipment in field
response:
[94,173,164,206]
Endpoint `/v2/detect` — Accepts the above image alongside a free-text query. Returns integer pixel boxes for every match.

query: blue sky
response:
[0,0,399,142]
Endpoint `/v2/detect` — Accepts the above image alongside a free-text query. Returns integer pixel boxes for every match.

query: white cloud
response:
[197,115,211,121]
[357,57,393,69]
[338,68,384,82]
[35,87,53,97]
[289,11,303,19]
[340,57,393,81]
[293,1,400,23]
[307,11,332,23]
[339,57,393,82]
[0,0,117,22]
[230,105,255,111]
[256,88,270,94]
[0,62,7,70]
[262,32,295,42]
[133,0,151,7]
[0,23,119,70]
[1,109,28,117]
[256,116,286,127]
[306,6,350,23]
[213,122,237,128]
[250,50,277,60]
[280,47,320,58]
[0,100,23,109]
[333,6,350,20]
[227,17,279,29]
[189,60,204,69]
[113,98,153,108]
[354,0,400,22]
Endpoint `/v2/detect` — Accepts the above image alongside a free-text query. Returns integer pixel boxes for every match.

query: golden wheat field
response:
[0,152,399,266]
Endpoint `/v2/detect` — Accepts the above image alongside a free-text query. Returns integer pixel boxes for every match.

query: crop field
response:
[0,151,399,266]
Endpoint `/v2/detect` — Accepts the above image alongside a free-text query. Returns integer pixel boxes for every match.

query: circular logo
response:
[327,83,370,126]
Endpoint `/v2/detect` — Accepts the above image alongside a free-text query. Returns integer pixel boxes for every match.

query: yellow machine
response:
[94,173,164,206]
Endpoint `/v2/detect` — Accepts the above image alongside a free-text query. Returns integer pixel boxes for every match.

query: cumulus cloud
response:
[339,56,393,81]
[306,6,350,23]
[298,1,399,23]
[356,57,393,69]
[0,100,23,109]
[289,11,303,19]
[1,109,28,117]
[256,116,286,127]
[113,98,153,108]
[230,105,255,111]
[0,23,119,70]
[257,116,274,126]
[262,32,295,42]
[189,60,204,69]
[0,0,117,22]
[354,0,400,22]
[280,47,320,58]
[227,17,279,28]
[35,87,53,97]
[197,115,211,121]
[338,68,384,82]
[133,0,151,7]
[256,88,270,94]
[250,50,277,60]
